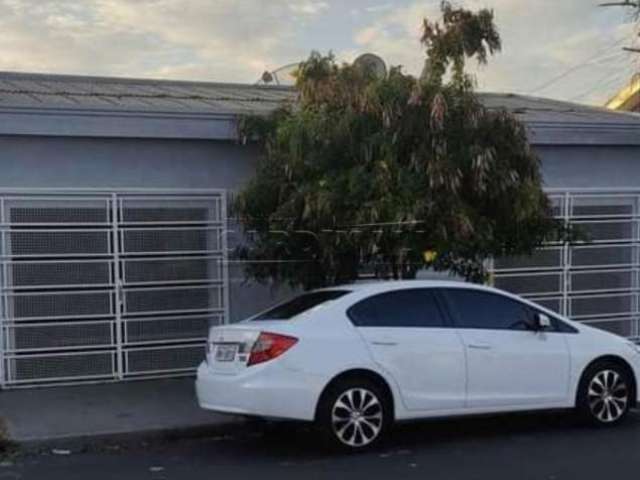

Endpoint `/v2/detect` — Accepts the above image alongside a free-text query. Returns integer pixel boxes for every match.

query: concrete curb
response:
[16,417,249,454]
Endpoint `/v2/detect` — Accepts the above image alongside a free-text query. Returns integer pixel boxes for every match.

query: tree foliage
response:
[234,1,566,289]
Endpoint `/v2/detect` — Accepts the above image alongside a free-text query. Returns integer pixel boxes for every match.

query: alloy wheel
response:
[331,388,383,447]
[587,369,629,423]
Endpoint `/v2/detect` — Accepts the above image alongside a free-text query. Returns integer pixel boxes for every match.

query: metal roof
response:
[0,71,293,116]
[0,71,639,144]
[480,92,640,127]
[0,71,638,124]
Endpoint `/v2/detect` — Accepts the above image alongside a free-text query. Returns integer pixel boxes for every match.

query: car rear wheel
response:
[317,378,391,451]
[577,362,632,426]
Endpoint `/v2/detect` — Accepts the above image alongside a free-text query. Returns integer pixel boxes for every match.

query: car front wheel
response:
[577,362,632,426]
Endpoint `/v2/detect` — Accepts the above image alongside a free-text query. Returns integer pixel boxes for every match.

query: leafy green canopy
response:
[234,1,565,289]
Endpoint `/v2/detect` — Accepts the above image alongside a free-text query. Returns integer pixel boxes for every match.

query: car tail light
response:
[248,332,298,366]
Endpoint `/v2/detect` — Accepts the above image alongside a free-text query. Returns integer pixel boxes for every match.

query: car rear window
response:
[251,290,350,321]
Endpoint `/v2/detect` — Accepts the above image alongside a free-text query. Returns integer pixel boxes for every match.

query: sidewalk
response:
[0,377,242,449]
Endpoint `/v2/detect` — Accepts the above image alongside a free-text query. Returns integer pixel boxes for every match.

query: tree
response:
[233,1,566,290]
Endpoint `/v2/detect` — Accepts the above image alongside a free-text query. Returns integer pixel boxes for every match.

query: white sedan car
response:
[196,280,640,450]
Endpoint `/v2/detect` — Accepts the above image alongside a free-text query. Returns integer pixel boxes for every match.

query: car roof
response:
[321,279,493,294]
[317,279,564,318]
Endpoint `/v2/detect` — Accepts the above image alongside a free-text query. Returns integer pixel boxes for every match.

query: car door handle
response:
[468,343,492,350]
[370,341,398,347]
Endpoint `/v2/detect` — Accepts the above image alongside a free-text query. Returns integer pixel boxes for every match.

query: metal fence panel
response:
[0,191,227,388]
[3,320,114,351]
[490,190,640,341]
[124,344,206,375]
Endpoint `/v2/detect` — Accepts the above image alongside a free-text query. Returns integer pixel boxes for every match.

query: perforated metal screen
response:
[3,188,636,385]
[0,191,228,387]
[490,190,640,341]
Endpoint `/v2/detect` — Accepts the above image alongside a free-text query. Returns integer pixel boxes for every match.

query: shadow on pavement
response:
[163,408,640,460]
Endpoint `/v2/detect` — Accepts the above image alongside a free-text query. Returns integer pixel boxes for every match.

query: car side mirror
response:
[534,312,552,331]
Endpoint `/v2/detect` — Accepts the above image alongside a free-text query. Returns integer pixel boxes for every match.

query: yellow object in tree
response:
[423,250,438,263]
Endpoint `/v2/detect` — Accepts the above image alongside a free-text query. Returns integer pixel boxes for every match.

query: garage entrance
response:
[0,190,228,387]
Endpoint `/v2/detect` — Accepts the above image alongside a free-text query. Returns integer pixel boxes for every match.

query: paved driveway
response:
[6,410,640,480]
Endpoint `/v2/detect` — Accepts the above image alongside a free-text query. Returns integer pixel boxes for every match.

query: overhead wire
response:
[567,50,636,102]
[526,36,629,94]
[568,68,634,102]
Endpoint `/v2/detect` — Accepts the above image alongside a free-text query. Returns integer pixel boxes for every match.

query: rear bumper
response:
[195,362,322,421]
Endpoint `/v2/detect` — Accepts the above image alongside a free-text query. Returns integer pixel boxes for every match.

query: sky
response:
[0,0,637,105]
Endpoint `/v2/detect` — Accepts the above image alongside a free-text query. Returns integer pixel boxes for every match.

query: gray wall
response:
[0,134,295,322]
[2,136,640,321]
[2,136,638,200]
[0,135,259,190]
[538,145,640,189]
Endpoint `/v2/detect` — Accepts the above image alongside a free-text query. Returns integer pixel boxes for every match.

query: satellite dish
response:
[258,54,387,85]
[354,53,387,79]
[256,62,300,86]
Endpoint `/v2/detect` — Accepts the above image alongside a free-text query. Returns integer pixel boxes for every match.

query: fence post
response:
[112,194,124,380]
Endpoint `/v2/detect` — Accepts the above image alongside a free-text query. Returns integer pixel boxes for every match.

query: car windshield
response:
[251,290,350,321]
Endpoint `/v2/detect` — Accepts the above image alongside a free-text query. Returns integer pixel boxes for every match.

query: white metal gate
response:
[491,189,640,342]
[0,190,228,387]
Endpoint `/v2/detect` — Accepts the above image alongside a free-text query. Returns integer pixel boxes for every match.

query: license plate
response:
[215,344,238,362]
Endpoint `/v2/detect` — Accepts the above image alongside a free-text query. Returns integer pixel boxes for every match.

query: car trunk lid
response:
[206,322,292,374]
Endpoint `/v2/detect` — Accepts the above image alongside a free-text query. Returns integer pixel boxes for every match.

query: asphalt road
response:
[5,410,640,480]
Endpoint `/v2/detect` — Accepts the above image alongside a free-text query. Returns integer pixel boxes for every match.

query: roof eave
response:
[2,105,640,146]
[0,106,243,140]
[527,122,640,146]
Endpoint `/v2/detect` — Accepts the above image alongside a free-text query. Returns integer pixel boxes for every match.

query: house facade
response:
[0,72,639,388]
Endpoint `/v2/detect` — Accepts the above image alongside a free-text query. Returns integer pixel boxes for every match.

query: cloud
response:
[0,0,322,82]
[351,2,436,69]
[0,0,634,104]
[350,0,637,104]
[288,1,330,15]
[364,3,394,13]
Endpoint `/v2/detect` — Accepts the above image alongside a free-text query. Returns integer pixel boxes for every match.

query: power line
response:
[567,53,633,102]
[528,50,628,94]
[567,68,633,102]
[599,1,640,53]
[599,2,639,7]
[527,37,629,94]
